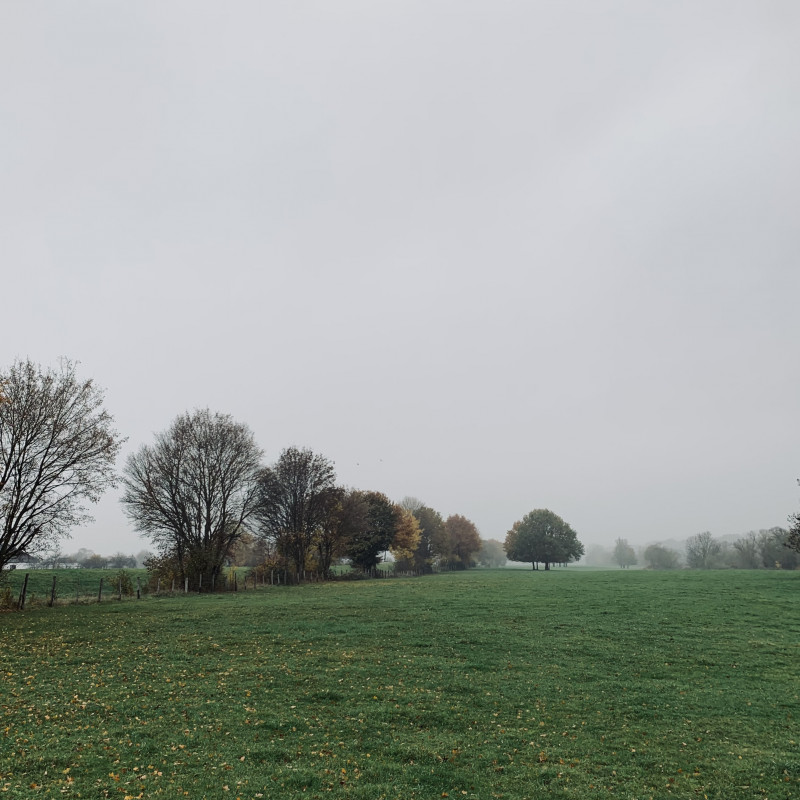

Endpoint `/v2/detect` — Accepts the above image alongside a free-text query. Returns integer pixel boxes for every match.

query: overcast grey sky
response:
[2,1,799,556]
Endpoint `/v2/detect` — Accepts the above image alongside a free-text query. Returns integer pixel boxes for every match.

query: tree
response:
[504,509,584,570]
[254,447,337,575]
[0,358,123,573]
[685,531,721,569]
[107,552,137,569]
[643,544,680,570]
[477,538,507,568]
[314,488,366,578]
[411,505,444,572]
[121,409,262,589]
[391,507,421,564]
[786,481,800,558]
[613,538,637,568]
[443,514,482,569]
[345,491,398,571]
[81,553,108,569]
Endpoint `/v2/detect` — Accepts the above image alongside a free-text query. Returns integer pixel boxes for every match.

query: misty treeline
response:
[587,527,800,570]
[3,357,799,579]
[119,409,488,590]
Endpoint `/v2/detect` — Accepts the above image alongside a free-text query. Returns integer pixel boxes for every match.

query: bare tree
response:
[254,447,336,575]
[613,537,637,568]
[685,531,721,569]
[0,358,123,572]
[121,409,262,589]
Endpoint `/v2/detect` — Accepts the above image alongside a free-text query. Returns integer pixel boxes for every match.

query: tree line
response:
[592,526,800,570]
[3,358,798,581]
[0,359,484,584]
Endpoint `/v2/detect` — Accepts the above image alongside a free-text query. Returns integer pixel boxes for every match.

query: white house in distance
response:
[2,554,39,570]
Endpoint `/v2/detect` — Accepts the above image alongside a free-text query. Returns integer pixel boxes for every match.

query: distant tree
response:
[758,526,798,569]
[398,496,424,513]
[787,480,800,557]
[643,544,681,570]
[504,509,584,570]
[477,538,507,568]
[0,358,123,573]
[685,531,721,569]
[443,514,482,569]
[346,491,398,571]
[81,553,109,569]
[254,447,337,575]
[107,552,137,569]
[582,544,614,566]
[121,409,262,590]
[411,505,444,572]
[69,547,96,565]
[732,532,761,569]
[613,538,637,568]
[135,549,153,568]
[391,507,422,565]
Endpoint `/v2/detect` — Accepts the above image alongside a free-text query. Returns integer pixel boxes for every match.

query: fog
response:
[2,2,799,556]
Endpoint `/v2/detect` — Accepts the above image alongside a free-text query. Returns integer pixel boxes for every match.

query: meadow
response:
[1,568,798,799]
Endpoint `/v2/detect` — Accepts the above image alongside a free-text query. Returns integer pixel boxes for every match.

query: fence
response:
[6,565,433,610]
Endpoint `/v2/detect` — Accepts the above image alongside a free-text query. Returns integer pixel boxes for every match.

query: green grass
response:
[1,569,150,606]
[1,569,798,799]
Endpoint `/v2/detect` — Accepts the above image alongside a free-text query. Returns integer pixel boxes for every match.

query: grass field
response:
[1,569,798,799]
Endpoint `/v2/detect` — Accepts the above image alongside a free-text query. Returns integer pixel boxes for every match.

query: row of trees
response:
[3,358,799,579]
[120,411,484,587]
[596,527,800,570]
[0,360,485,581]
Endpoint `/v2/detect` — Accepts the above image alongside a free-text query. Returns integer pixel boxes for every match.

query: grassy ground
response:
[1,569,798,799]
[1,569,150,606]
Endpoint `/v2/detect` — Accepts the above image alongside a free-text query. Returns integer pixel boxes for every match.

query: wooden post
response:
[118,578,122,601]
[97,577,103,603]
[270,570,274,586]
[199,574,203,593]
[234,572,238,592]
[184,577,188,593]
[49,574,57,607]
[18,573,29,610]
[136,577,141,600]
[157,577,161,595]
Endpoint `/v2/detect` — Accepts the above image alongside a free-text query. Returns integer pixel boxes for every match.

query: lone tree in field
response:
[0,358,122,573]
[254,446,337,575]
[613,537,637,568]
[504,509,584,570]
[121,409,262,589]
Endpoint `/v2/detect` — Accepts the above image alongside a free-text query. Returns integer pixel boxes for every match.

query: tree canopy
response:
[121,409,262,589]
[0,358,122,572]
[254,446,337,574]
[504,509,584,570]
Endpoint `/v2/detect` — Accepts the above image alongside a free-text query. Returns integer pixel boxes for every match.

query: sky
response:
[2,1,799,557]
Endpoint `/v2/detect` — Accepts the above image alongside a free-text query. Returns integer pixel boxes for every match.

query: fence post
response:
[49,574,57,607]
[136,577,141,600]
[118,578,122,601]
[157,577,161,595]
[234,572,238,592]
[97,577,103,604]
[184,577,188,593]
[17,573,29,610]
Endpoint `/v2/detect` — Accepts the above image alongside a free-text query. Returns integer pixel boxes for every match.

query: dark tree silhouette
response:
[121,409,262,589]
[0,358,122,572]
